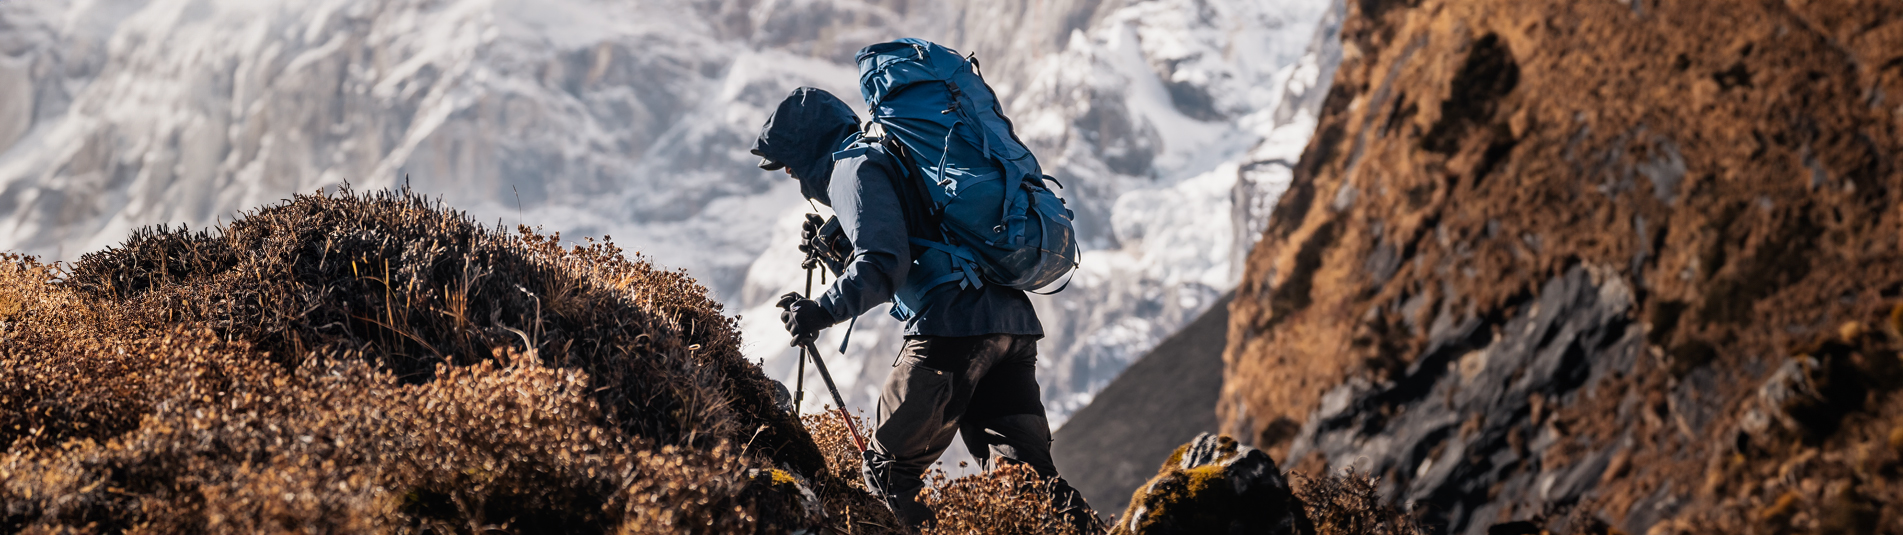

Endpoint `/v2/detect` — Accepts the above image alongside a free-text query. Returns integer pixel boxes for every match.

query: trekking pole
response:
[794,263,811,410]
[800,340,868,453]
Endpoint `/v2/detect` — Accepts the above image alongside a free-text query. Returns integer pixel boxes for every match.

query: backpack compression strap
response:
[908,238,984,291]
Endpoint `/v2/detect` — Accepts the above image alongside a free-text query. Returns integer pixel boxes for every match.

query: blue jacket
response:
[750,88,1041,338]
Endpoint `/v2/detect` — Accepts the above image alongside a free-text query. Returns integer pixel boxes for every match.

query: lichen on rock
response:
[1113,433,1311,535]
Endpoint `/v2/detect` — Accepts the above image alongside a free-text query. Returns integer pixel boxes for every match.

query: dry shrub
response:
[49,188,815,466]
[801,409,871,490]
[801,407,1104,535]
[795,407,1444,535]
[919,462,1097,535]
[0,337,790,533]
[0,188,842,532]
[0,254,175,452]
[1293,468,1430,535]
[2,187,1140,534]
[800,410,905,535]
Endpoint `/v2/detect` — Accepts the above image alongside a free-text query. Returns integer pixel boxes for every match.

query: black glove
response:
[776,292,833,347]
[798,214,852,276]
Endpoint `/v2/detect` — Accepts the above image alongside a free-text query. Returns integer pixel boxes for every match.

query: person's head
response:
[749,87,860,206]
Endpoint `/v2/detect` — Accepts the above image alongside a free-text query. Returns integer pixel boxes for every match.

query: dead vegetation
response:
[799,408,1445,535]
[801,410,905,535]
[802,408,1094,535]
[46,187,808,458]
[919,462,1093,535]
[1,187,1455,534]
[1291,469,1430,535]
[0,187,830,533]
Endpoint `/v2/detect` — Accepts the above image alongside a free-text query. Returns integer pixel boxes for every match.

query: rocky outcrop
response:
[1223,0,1903,533]
[1112,433,1310,535]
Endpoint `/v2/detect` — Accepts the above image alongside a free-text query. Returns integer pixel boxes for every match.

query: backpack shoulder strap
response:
[867,127,944,245]
[869,123,984,293]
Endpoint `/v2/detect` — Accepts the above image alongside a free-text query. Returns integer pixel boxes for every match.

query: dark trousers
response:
[861,334,1091,527]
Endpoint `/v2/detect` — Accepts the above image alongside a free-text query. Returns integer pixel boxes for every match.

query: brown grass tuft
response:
[801,409,871,491]
[1292,468,1431,535]
[794,402,1446,535]
[801,410,907,534]
[801,409,1098,535]
[48,188,813,461]
[920,462,1096,535]
[1,188,834,532]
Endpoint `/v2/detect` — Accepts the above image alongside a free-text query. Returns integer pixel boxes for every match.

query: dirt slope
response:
[1221,0,1903,533]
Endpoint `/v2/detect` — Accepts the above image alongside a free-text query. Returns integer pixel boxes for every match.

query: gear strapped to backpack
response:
[832,38,1080,309]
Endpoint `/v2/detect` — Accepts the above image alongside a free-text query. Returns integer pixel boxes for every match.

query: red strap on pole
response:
[800,341,868,454]
[837,408,868,453]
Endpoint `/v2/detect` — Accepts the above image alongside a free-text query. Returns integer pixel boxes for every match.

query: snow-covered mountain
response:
[0,0,1336,456]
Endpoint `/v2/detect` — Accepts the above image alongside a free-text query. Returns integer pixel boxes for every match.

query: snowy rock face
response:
[1007,0,1341,420]
[0,0,1333,436]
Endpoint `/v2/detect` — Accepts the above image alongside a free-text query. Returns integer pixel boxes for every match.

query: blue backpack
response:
[846,38,1080,297]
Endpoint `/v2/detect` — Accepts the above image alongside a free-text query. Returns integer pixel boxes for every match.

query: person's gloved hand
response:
[776,292,833,346]
[798,214,851,276]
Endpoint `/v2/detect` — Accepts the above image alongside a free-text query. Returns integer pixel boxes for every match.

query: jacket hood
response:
[749,87,861,205]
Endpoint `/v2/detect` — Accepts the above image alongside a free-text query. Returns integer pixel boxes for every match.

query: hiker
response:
[750,74,1094,528]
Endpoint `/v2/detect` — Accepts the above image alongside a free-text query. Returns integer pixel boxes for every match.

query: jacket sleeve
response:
[815,149,911,323]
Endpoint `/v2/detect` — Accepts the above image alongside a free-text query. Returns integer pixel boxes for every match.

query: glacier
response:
[0,0,1339,470]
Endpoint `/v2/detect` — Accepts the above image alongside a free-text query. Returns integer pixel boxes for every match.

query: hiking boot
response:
[862,449,935,528]
[1050,475,1107,534]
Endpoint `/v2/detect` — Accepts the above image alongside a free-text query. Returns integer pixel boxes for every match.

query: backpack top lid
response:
[854,38,970,108]
[853,38,1042,188]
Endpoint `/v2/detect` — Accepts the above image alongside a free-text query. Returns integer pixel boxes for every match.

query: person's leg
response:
[957,335,1053,474]
[862,335,1014,527]
[957,335,1101,529]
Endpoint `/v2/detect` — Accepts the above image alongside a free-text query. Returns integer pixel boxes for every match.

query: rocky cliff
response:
[1222,0,1903,533]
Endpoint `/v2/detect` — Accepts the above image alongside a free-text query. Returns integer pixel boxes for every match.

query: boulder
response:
[1112,433,1312,535]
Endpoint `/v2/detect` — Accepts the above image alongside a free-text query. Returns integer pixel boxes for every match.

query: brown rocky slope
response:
[1222,0,1903,534]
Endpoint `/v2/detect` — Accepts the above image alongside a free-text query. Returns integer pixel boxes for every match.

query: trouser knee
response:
[961,413,1057,476]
